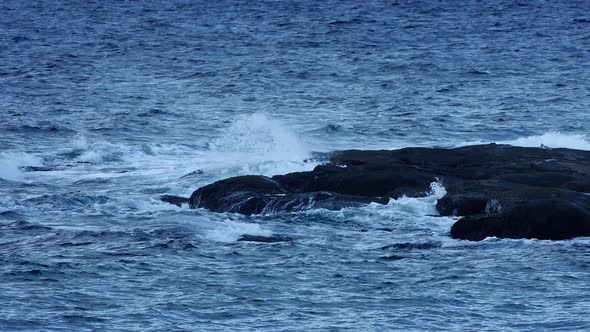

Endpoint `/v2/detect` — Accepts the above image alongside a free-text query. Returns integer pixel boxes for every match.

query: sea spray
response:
[204,113,317,176]
[0,152,44,181]
[209,113,309,159]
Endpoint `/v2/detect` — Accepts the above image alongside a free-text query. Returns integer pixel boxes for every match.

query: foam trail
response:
[314,181,458,250]
[0,152,44,181]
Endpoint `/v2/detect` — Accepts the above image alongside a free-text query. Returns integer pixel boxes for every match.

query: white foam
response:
[386,181,447,214]
[303,181,459,250]
[504,132,590,150]
[353,181,448,224]
[61,116,316,182]
[0,152,44,181]
[197,113,317,176]
[72,133,89,150]
[210,113,308,158]
[203,219,272,242]
[71,134,138,164]
[460,132,590,151]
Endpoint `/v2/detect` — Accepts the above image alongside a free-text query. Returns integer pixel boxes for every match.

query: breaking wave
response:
[460,132,590,151]
[203,113,316,176]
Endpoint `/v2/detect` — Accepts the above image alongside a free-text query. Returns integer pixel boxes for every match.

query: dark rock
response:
[189,175,387,215]
[381,242,442,250]
[378,255,406,261]
[19,166,56,172]
[237,234,292,243]
[160,195,189,207]
[180,170,204,179]
[451,199,590,241]
[439,180,590,240]
[186,144,590,240]
[188,176,286,214]
[563,181,590,193]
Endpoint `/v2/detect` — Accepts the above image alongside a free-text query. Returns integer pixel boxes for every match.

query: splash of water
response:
[203,113,316,176]
[0,152,44,181]
[209,113,309,159]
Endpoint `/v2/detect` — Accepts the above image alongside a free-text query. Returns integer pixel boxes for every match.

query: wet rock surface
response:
[159,195,189,207]
[188,144,590,240]
[188,175,388,215]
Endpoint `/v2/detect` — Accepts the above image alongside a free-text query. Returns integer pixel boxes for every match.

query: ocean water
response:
[1,0,590,330]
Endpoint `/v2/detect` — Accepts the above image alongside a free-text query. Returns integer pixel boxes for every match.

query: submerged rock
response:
[160,195,189,207]
[381,242,442,250]
[237,234,292,243]
[186,144,590,241]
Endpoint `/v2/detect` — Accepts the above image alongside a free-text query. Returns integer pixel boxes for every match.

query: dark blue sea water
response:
[2,0,590,330]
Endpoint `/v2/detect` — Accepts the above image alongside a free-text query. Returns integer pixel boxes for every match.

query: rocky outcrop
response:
[183,144,590,241]
[439,180,590,240]
[188,175,388,215]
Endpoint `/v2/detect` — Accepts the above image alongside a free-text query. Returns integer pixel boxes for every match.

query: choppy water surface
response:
[1,0,590,330]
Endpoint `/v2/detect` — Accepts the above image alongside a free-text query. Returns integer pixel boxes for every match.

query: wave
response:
[460,132,590,151]
[23,192,110,210]
[0,152,44,181]
[66,134,159,164]
[63,114,315,177]
[503,132,590,150]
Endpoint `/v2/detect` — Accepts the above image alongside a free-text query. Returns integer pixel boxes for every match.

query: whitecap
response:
[460,132,590,151]
[503,132,590,150]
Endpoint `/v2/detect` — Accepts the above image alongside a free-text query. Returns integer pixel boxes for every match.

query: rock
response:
[160,195,189,207]
[180,170,204,179]
[19,166,56,172]
[451,199,590,241]
[186,144,590,240]
[441,181,590,240]
[378,255,406,261]
[237,234,292,243]
[188,175,388,215]
[381,242,442,250]
[438,179,590,240]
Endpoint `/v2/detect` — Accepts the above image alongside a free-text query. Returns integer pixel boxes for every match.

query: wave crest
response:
[460,132,590,151]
